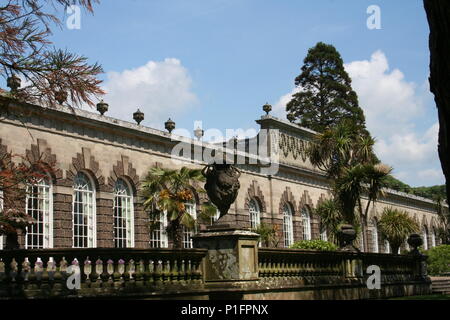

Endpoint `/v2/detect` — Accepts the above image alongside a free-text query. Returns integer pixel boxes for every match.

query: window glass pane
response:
[73,172,94,248]
[26,178,51,249]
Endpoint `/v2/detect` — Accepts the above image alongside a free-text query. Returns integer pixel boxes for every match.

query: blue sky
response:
[48,0,442,187]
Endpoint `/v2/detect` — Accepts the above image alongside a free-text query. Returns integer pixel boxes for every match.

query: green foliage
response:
[313,199,341,244]
[140,166,208,248]
[290,239,338,251]
[252,223,279,248]
[425,245,450,276]
[384,175,447,202]
[286,42,366,133]
[378,207,419,253]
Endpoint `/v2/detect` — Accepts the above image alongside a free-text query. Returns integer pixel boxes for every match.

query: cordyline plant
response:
[378,207,419,254]
[141,166,216,249]
[0,150,54,249]
[0,0,104,108]
[308,119,392,250]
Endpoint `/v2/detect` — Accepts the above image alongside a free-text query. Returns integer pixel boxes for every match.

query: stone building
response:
[0,96,444,252]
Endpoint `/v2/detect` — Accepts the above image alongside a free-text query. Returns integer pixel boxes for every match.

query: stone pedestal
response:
[192,225,260,283]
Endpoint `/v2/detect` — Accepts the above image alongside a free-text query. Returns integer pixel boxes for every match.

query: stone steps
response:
[431,277,450,294]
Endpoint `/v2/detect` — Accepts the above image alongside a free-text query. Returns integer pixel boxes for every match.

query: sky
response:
[46,0,443,187]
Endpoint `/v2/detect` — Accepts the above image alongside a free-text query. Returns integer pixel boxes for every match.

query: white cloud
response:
[344,51,426,136]
[345,51,443,186]
[272,87,300,118]
[273,51,444,186]
[102,58,198,128]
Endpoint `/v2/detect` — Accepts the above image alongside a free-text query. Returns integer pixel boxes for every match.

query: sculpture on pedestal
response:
[201,163,241,219]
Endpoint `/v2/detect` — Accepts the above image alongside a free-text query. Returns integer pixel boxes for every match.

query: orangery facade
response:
[0,96,443,252]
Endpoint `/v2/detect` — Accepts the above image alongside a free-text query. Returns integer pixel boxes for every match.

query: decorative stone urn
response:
[201,163,241,219]
[407,233,423,255]
[337,224,358,252]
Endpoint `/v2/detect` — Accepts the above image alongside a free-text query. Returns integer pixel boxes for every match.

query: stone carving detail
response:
[202,164,241,218]
[279,133,309,162]
[298,190,314,210]
[25,139,62,183]
[108,155,140,193]
[67,147,107,191]
[279,187,297,215]
[244,180,267,212]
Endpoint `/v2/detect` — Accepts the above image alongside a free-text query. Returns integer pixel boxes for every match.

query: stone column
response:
[192,225,260,283]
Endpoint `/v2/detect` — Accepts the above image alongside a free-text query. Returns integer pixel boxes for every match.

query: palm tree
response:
[141,166,215,249]
[314,198,343,244]
[378,207,419,254]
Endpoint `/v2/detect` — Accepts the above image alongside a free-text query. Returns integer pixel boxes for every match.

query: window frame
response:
[283,203,294,248]
[301,207,311,241]
[183,202,197,249]
[113,178,135,248]
[25,176,53,249]
[249,198,261,230]
[72,172,97,248]
[150,210,168,248]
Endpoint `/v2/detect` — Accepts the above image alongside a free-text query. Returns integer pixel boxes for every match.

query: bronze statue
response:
[202,163,241,218]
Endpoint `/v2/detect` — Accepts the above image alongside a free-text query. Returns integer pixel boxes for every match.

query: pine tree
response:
[286,42,366,133]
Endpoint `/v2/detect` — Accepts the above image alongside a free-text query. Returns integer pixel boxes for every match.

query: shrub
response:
[289,240,338,251]
[252,223,280,248]
[425,245,450,276]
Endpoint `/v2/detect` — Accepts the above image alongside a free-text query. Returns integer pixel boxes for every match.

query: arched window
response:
[283,203,294,248]
[249,199,261,229]
[113,179,134,248]
[301,207,311,240]
[384,239,390,254]
[358,233,364,252]
[422,227,429,250]
[370,219,379,253]
[320,230,328,242]
[210,206,220,225]
[431,228,436,248]
[25,177,53,249]
[183,202,197,249]
[150,210,168,248]
[73,172,96,248]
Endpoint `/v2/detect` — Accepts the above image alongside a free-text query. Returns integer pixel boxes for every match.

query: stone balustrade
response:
[0,248,207,299]
[0,245,430,299]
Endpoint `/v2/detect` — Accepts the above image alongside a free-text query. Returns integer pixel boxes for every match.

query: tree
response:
[141,166,216,249]
[0,0,104,107]
[308,120,391,248]
[314,198,342,244]
[286,42,366,133]
[424,1,450,211]
[378,207,419,254]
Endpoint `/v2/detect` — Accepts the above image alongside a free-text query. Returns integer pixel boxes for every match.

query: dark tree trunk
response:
[5,232,20,250]
[424,1,450,202]
[169,218,184,249]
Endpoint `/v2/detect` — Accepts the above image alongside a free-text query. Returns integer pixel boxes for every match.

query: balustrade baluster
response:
[0,259,5,282]
[84,258,92,285]
[47,257,56,282]
[10,258,18,282]
[21,258,31,282]
[127,259,135,281]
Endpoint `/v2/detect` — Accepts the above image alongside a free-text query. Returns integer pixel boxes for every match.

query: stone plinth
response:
[192,225,260,283]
